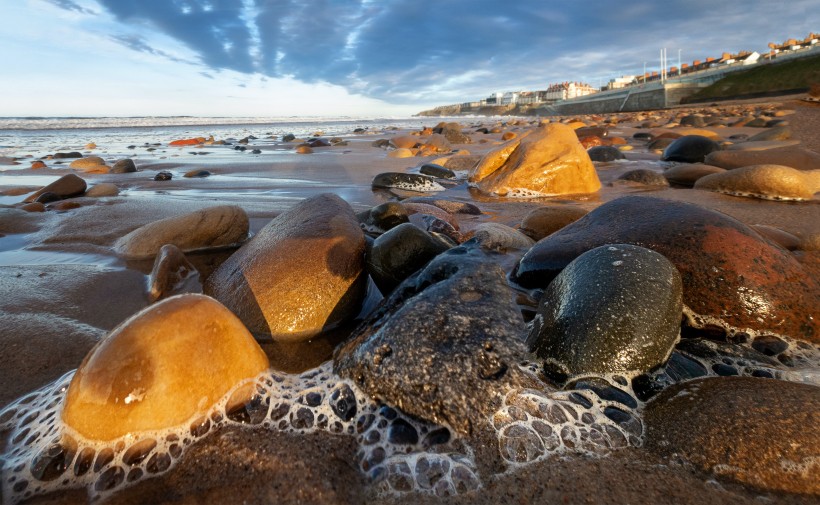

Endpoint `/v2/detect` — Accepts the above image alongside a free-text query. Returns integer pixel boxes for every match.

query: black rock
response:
[679,115,705,127]
[587,146,624,162]
[251,149,262,154]
[52,152,82,159]
[371,139,391,148]
[183,170,211,178]
[616,169,669,186]
[35,192,61,204]
[154,171,172,181]
[110,159,137,174]
[648,138,676,151]
[334,246,530,434]
[282,133,296,142]
[366,222,449,295]
[527,244,682,377]
[661,135,720,163]
[419,163,456,179]
[364,202,409,233]
[633,132,654,140]
[372,173,444,192]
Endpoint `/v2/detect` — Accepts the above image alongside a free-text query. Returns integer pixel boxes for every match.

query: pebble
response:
[148,244,200,302]
[705,146,820,171]
[183,169,211,178]
[661,135,721,163]
[366,222,450,295]
[587,145,625,162]
[615,169,669,187]
[418,163,456,179]
[462,222,535,252]
[694,164,817,200]
[519,205,589,241]
[663,164,726,186]
[24,173,87,203]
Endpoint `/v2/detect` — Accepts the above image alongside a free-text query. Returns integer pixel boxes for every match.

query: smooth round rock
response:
[463,222,535,252]
[23,174,87,203]
[387,148,414,158]
[84,183,119,197]
[114,205,249,259]
[53,151,82,159]
[183,169,211,178]
[402,197,481,215]
[419,163,456,179]
[204,194,366,342]
[747,125,792,141]
[295,146,313,154]
[372,173,445,192]
[519,205,588,241]
[661,135,721,163]
[34,192,61,204]
[616,169,669,187]
[154,171,173,181]
[111,158,137,174]
[69,156,109,172]
[390,135,418,149]
[148,244,200,302]
[367,222,449,295]
[694,164,817,201]
[663,164,726,186]
[588,145,625,162]
[644,377,820,495]
[62,294,270,441]
[705,147,820,171]
[363,202,409,232]
[527,244,682,377]
[335,247,529,435]
[30,160,47,169]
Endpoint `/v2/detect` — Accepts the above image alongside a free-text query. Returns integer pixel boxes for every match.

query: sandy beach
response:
[0,98,818,504]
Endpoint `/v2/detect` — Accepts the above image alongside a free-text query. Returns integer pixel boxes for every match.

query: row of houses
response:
[457,32,819,109]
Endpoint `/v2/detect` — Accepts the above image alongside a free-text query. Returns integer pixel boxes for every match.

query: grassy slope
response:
[684,53,820,102]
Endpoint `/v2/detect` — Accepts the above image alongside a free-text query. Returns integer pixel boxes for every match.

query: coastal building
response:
[484,92,504,105]
[545,82,598,101]
[501,91,520,105]
[606,76,636,90]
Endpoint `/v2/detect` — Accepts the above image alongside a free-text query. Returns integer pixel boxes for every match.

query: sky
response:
[0,0,816,117]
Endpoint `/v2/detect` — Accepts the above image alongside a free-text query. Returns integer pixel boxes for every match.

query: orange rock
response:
[169,137,205,146]
[30,160,47,169]
[295,146,313,154]
[390,136,418,149]
[469,123,601,197]
[608,136,627,145]
[579,136,604,148]
[501,132,517,141]
[62,294,270,441]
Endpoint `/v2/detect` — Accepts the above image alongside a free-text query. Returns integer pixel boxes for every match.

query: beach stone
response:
[371,172,445,192]
[694,164,817,201]
[184,169,211,178]
[574,126,607,138]
[644,377,820,495]
[52,151,82,159]
[435,122,472,144]
[390,135,418,149]
[501,131,517,141]
[679,114,705,127]
[469,123,600,197]
[366,222,449,295]
[114,205,249,259]
[34,192,61,204]
[84,183,119,197]
[148,244,200,302]
[463,222,535,252]
[169,137,205,146]
[419,163,455,179]
[282,133,296,142]
[20,202,45,212]
[674,128,721,139]
[387,148,414,158]
[335,247,529,435]
[587,145,625,162]
[663,164,726,186]
[110,158,137,173]
[402,197,481,215]
[528,244,682,378]
[69,156,108,172]
[362,201,409,233]
[661,135,721,163]
[49,200,82,211]
[23,173,87,203]
[615,169,670,187]
[403,202,459,229]
[751,225,801,251]
[30,160,47,169]
[422,134,453,154]
[579,136,604,149]
[648,138,676,151]
[746,117,768,127]
[437,154,481,171]
[724,140,801,151]
[512,196,819,342]
[747,125,793,142]
[705,147,820,171]
[294,145,313,154]
[519,205,589,241]
[154,171,173,181]
[62,294,269,441]
[205,194,366,341]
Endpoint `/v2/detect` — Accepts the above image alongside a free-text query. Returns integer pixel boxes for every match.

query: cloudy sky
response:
[1,0,816,117]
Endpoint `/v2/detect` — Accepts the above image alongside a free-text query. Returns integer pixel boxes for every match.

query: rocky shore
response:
[0,98,818,504]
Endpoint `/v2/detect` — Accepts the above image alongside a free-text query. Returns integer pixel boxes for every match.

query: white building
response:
[607,76,636,90]
[545,82,598,101]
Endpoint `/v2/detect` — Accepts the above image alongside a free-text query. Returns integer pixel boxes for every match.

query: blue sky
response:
[1,0,816,117]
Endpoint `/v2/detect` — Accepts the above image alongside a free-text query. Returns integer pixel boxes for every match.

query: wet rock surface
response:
[335,247,530,435]
[366,222,450,295]
[644,376,820,495]
[513,196,820,342]
[23,174,87,203]
[705,146,820,171]
[661,135,721,163]
[694,164,818,200]
[528,244,682,378]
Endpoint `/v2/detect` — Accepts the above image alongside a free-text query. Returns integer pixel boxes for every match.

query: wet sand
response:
[1,99,819,504]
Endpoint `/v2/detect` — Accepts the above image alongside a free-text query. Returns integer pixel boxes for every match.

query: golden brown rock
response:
[387,148,414,158]
[389,135,418,149]
[62,294,270,441]
[204,194,366,342]
[694,164,817,201]
[469,123,601,197]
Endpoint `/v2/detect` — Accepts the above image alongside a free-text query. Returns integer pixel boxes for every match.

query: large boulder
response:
[62,294,270,441]
[205,194,366,342]
[23,174,87,203]
[114,205,249,259]
[468,123,601,197]
[334,247,530,435]
[705,146,820,171]
[513,196,819,342]
[527,244,682,378]
[694,164,819,201]
[644,377,820,495]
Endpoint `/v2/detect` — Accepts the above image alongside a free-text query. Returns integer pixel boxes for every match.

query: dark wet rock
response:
[110,158,137,174]
[52,152,82,159]
[645,376,820,495]
[434,122,472,144]
[335,247,530,435]
[728,133,749,141]
[647,137,676,151]
[366,222,449,295]
[282,134,296,142]
[403,202,459,230]
[183,169,211,178]
[34,192,61,204]
[661,135,721,163]
[663,164,726,186]
[251,149,262,154]
[371,139,390,148]
[679,115,705,127]
[705,146,820,171]
[371,173,444,192]
[518,205,588,241]
[751,335,790,356]
[574,126,608,139]
[587,145,625,162]
[630,351,709,401]
[632,132,654,140]
[306,138,331,148]
[513,196,819,342]
[748,125,792,142]
[148,244,200,302]
[205,194,365,342]
[527,244,682,377]
[84,183,119,197]
[402,197,481,215]
[675,338,781,368]
[615,169,669,187]
[565,377,638,409]
[463,222,535,252]
[745,117,768,127]
[419,163,456,179]
[361,202,409,233]
[24,174,87,203]
[154,171,173,181]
